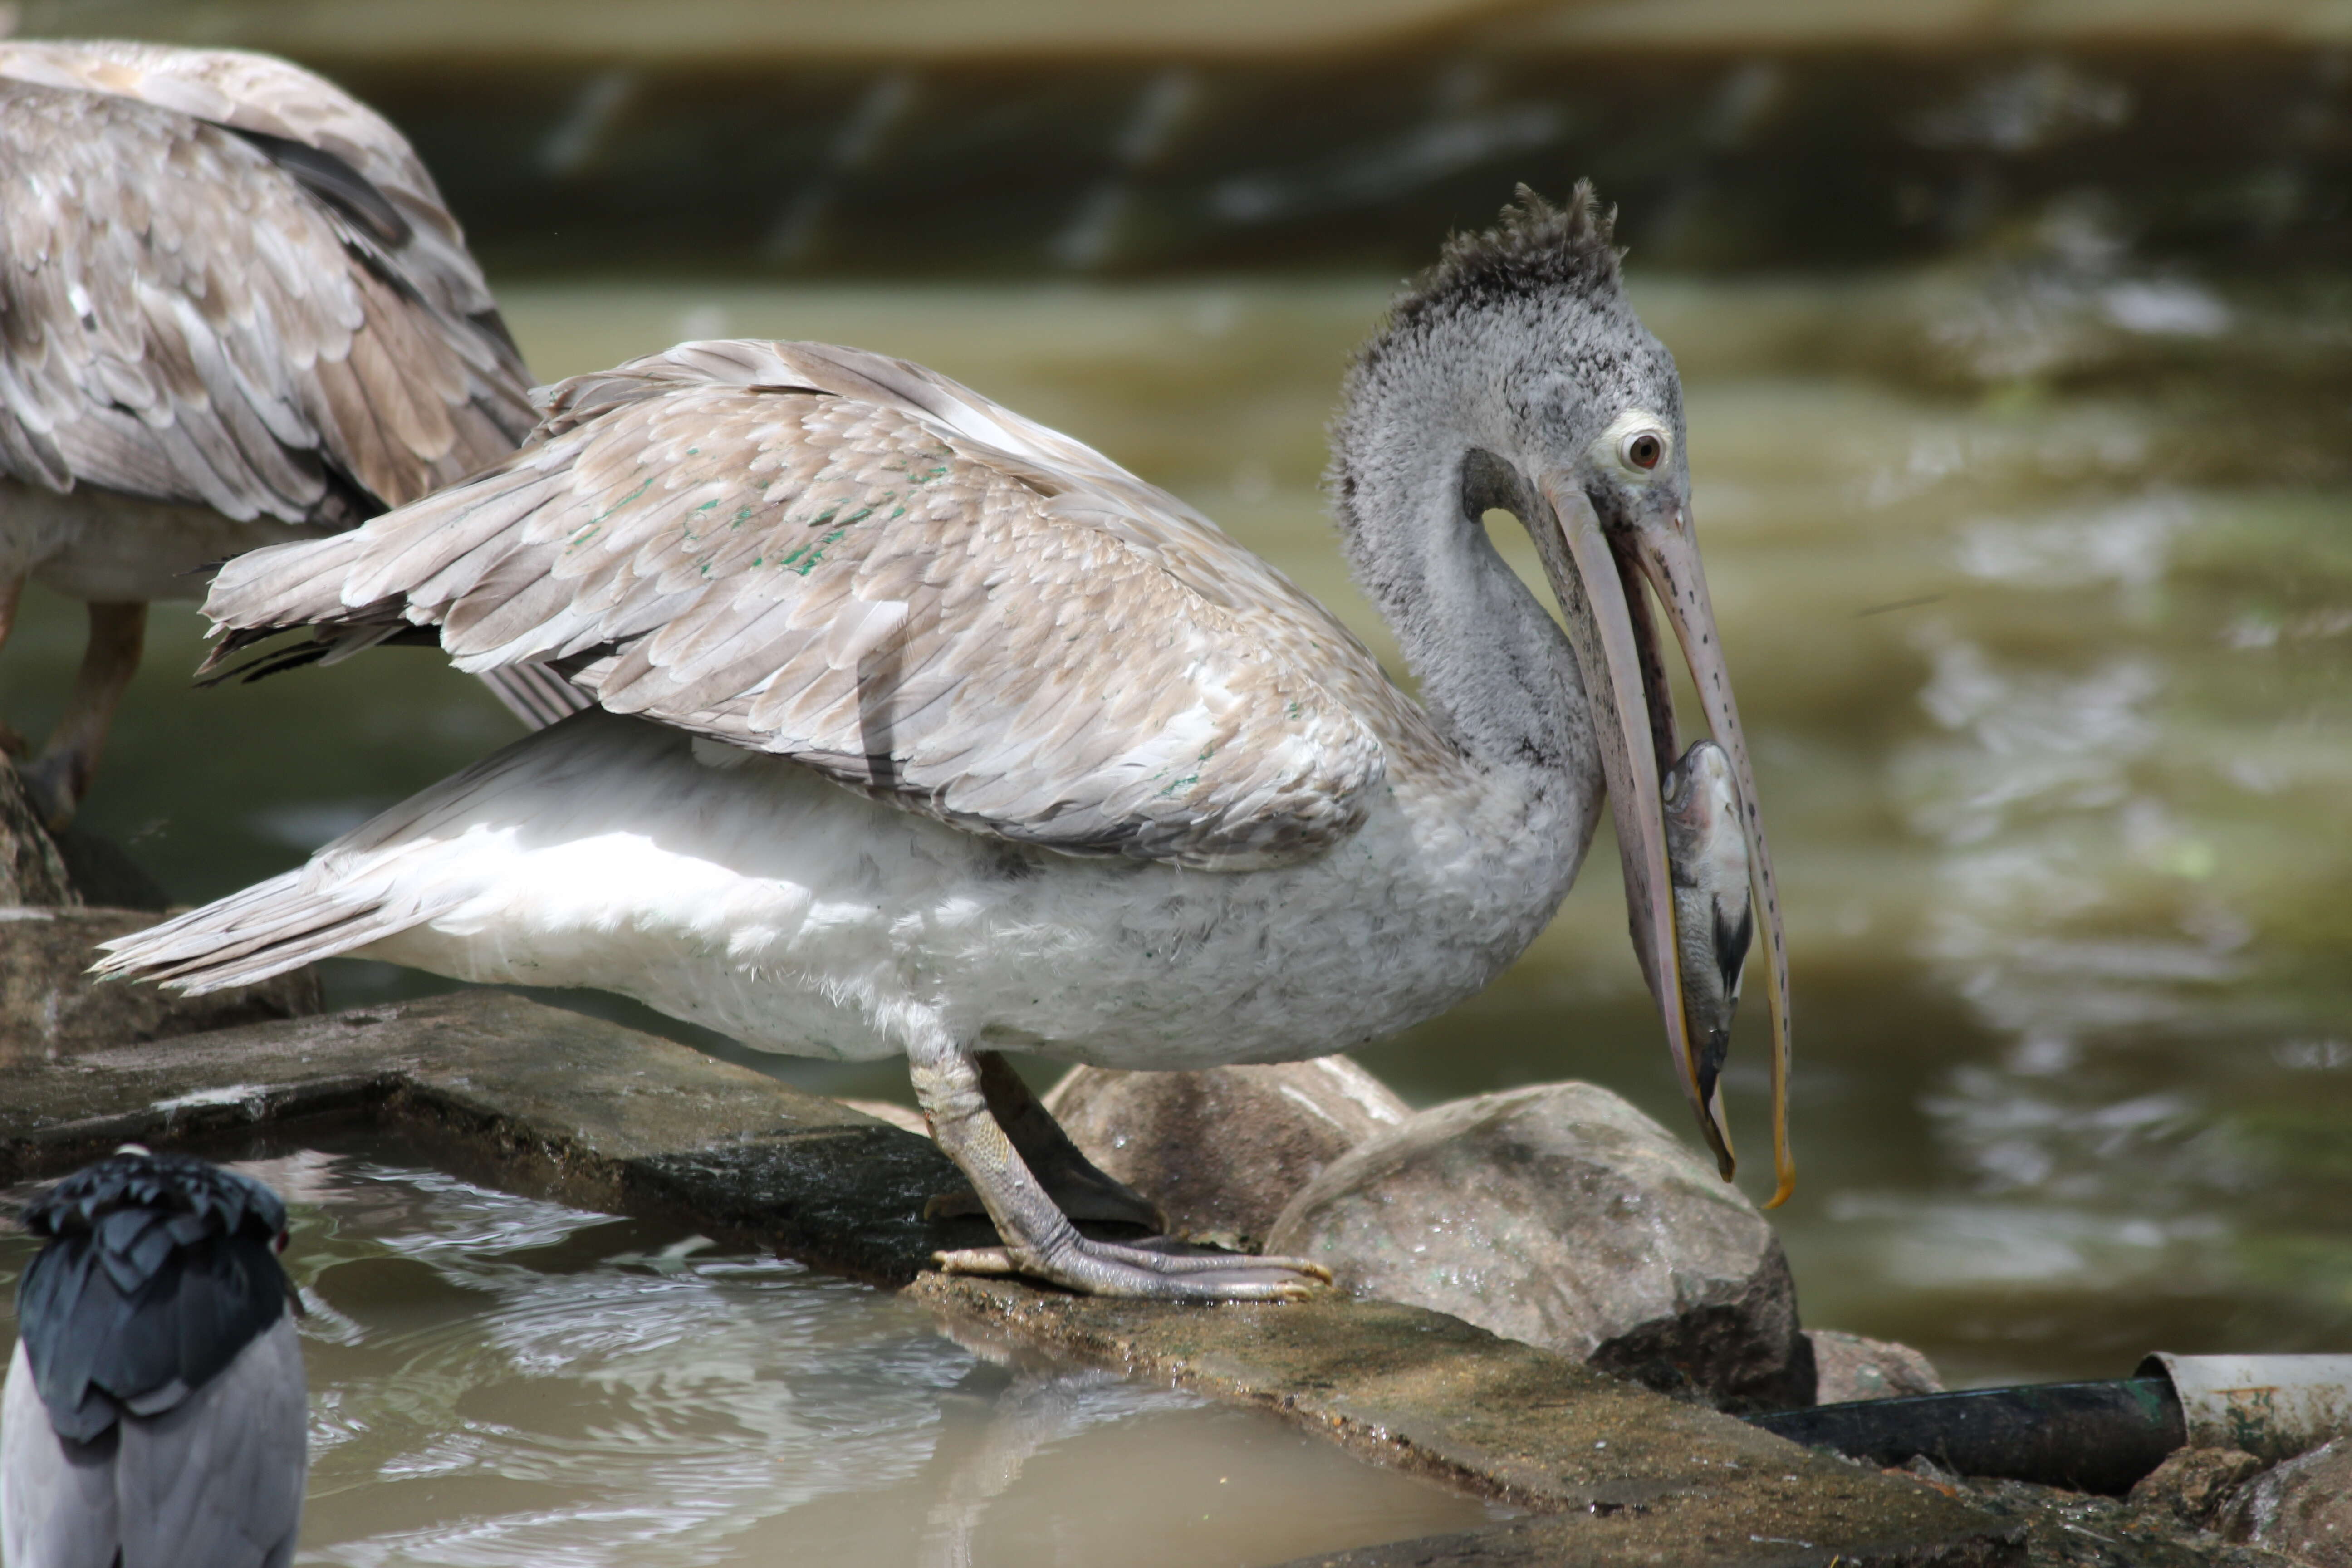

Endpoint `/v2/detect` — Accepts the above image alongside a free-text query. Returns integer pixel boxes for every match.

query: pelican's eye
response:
[1621,431,1664,471]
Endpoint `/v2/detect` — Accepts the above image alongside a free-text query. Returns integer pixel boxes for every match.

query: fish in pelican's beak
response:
[1525,414,1795,1208]
[1664,740,1754,1148]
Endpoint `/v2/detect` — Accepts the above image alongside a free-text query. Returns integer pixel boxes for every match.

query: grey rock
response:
[1264,1081,1808,1408]
[2222,1438,2352,1565]
[1810,1328,1946,1404]
[1041,1057,1408,1248]
[0,907,322,1064]
[2131,1447,2267,1529]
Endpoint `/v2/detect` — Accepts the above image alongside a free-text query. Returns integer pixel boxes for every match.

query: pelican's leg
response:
[925,1052,1165,1229]
[911,1039,1328,1300]
[23,600,145,828]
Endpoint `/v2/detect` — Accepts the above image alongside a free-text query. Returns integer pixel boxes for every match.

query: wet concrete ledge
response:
[916,1276,2017,1566]
[0,989,992,1286]
[0,990,2019,1566]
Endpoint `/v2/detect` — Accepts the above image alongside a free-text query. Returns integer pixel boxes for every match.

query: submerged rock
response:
[0,908,322,1064]
[1264,1081,1809,1408]
[1809,1328,1945,1404]
[2132,1447,2267,1529]
[2221,1438,2352,1565]
[1042,1057,1408,1249]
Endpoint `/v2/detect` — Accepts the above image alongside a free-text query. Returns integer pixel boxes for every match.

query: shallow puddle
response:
[7,265,2350,1392]
[0,1132,1499,1567]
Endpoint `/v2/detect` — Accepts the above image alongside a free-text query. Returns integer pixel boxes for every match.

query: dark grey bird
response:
[1,1148,306,1568]
[0,39,585,826]
[101,186,1794,1298]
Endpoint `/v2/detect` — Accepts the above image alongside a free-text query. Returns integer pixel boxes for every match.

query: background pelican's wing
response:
[202,339,1394,867]
[0,40,514,353]
[0,49,533,522]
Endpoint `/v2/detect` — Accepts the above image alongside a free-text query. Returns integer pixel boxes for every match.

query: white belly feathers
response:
[351,711,1576,1069]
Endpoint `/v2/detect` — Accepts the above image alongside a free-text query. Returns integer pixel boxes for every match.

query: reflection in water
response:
[8,262,2351,1390]
[0,1137,1493,1566]
[916,1368,1147,1568]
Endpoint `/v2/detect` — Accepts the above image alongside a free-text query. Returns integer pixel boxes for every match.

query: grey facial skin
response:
[1662,740,1754,1146]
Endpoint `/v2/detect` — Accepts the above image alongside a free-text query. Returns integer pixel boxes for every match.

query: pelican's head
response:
[1339,184,1793,1205]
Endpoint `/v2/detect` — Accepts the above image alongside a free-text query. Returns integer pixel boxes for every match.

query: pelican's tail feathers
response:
[91,869,439,996]
[475,662,596,730]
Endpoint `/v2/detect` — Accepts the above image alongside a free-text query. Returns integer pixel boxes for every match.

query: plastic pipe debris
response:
[2141,1353,2352,1463]
[1749,1376,2184,1495]
[1748,1352,2352,1494]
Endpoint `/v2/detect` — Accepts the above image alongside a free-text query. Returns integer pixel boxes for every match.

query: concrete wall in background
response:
[14,0,2352,273]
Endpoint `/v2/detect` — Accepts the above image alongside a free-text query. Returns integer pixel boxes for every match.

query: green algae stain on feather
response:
[828,489,895,529]
[589,478,654,526]
[790,528,851,577]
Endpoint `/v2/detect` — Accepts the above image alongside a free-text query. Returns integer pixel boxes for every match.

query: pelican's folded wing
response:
[0,39,514,348]
[201,339,1392,868]
[0,61,531,523]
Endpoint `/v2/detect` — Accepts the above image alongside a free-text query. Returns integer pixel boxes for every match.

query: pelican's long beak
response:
[1531,478,1795,1208]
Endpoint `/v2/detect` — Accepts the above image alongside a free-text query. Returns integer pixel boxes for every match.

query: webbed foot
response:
[911,1044,1327,1302]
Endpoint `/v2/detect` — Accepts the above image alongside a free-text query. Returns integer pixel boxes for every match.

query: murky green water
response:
[7,256,2350,1398]
[0,1134,1499,1566]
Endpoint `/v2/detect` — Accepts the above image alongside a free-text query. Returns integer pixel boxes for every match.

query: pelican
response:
[0,39,582,825]
[2,1148,307,1568]
[100,187,1793,1299]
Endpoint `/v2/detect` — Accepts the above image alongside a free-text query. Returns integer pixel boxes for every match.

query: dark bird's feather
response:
[15,1153,290,1443]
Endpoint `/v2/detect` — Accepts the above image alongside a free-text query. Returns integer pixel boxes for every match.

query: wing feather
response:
[203,341,1426,867]
[0,52,533,524]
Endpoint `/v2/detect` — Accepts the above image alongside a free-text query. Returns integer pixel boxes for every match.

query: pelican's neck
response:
[1330,419,1594,803]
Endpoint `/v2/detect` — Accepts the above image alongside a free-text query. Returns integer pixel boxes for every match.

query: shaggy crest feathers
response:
[22,1151,288,1245]
[1389,181,1622,333]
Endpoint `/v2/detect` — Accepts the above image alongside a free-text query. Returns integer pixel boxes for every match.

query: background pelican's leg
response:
[911,1036,1327,1299]
[925,1052,1164,1228]
[23,600,146,828]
